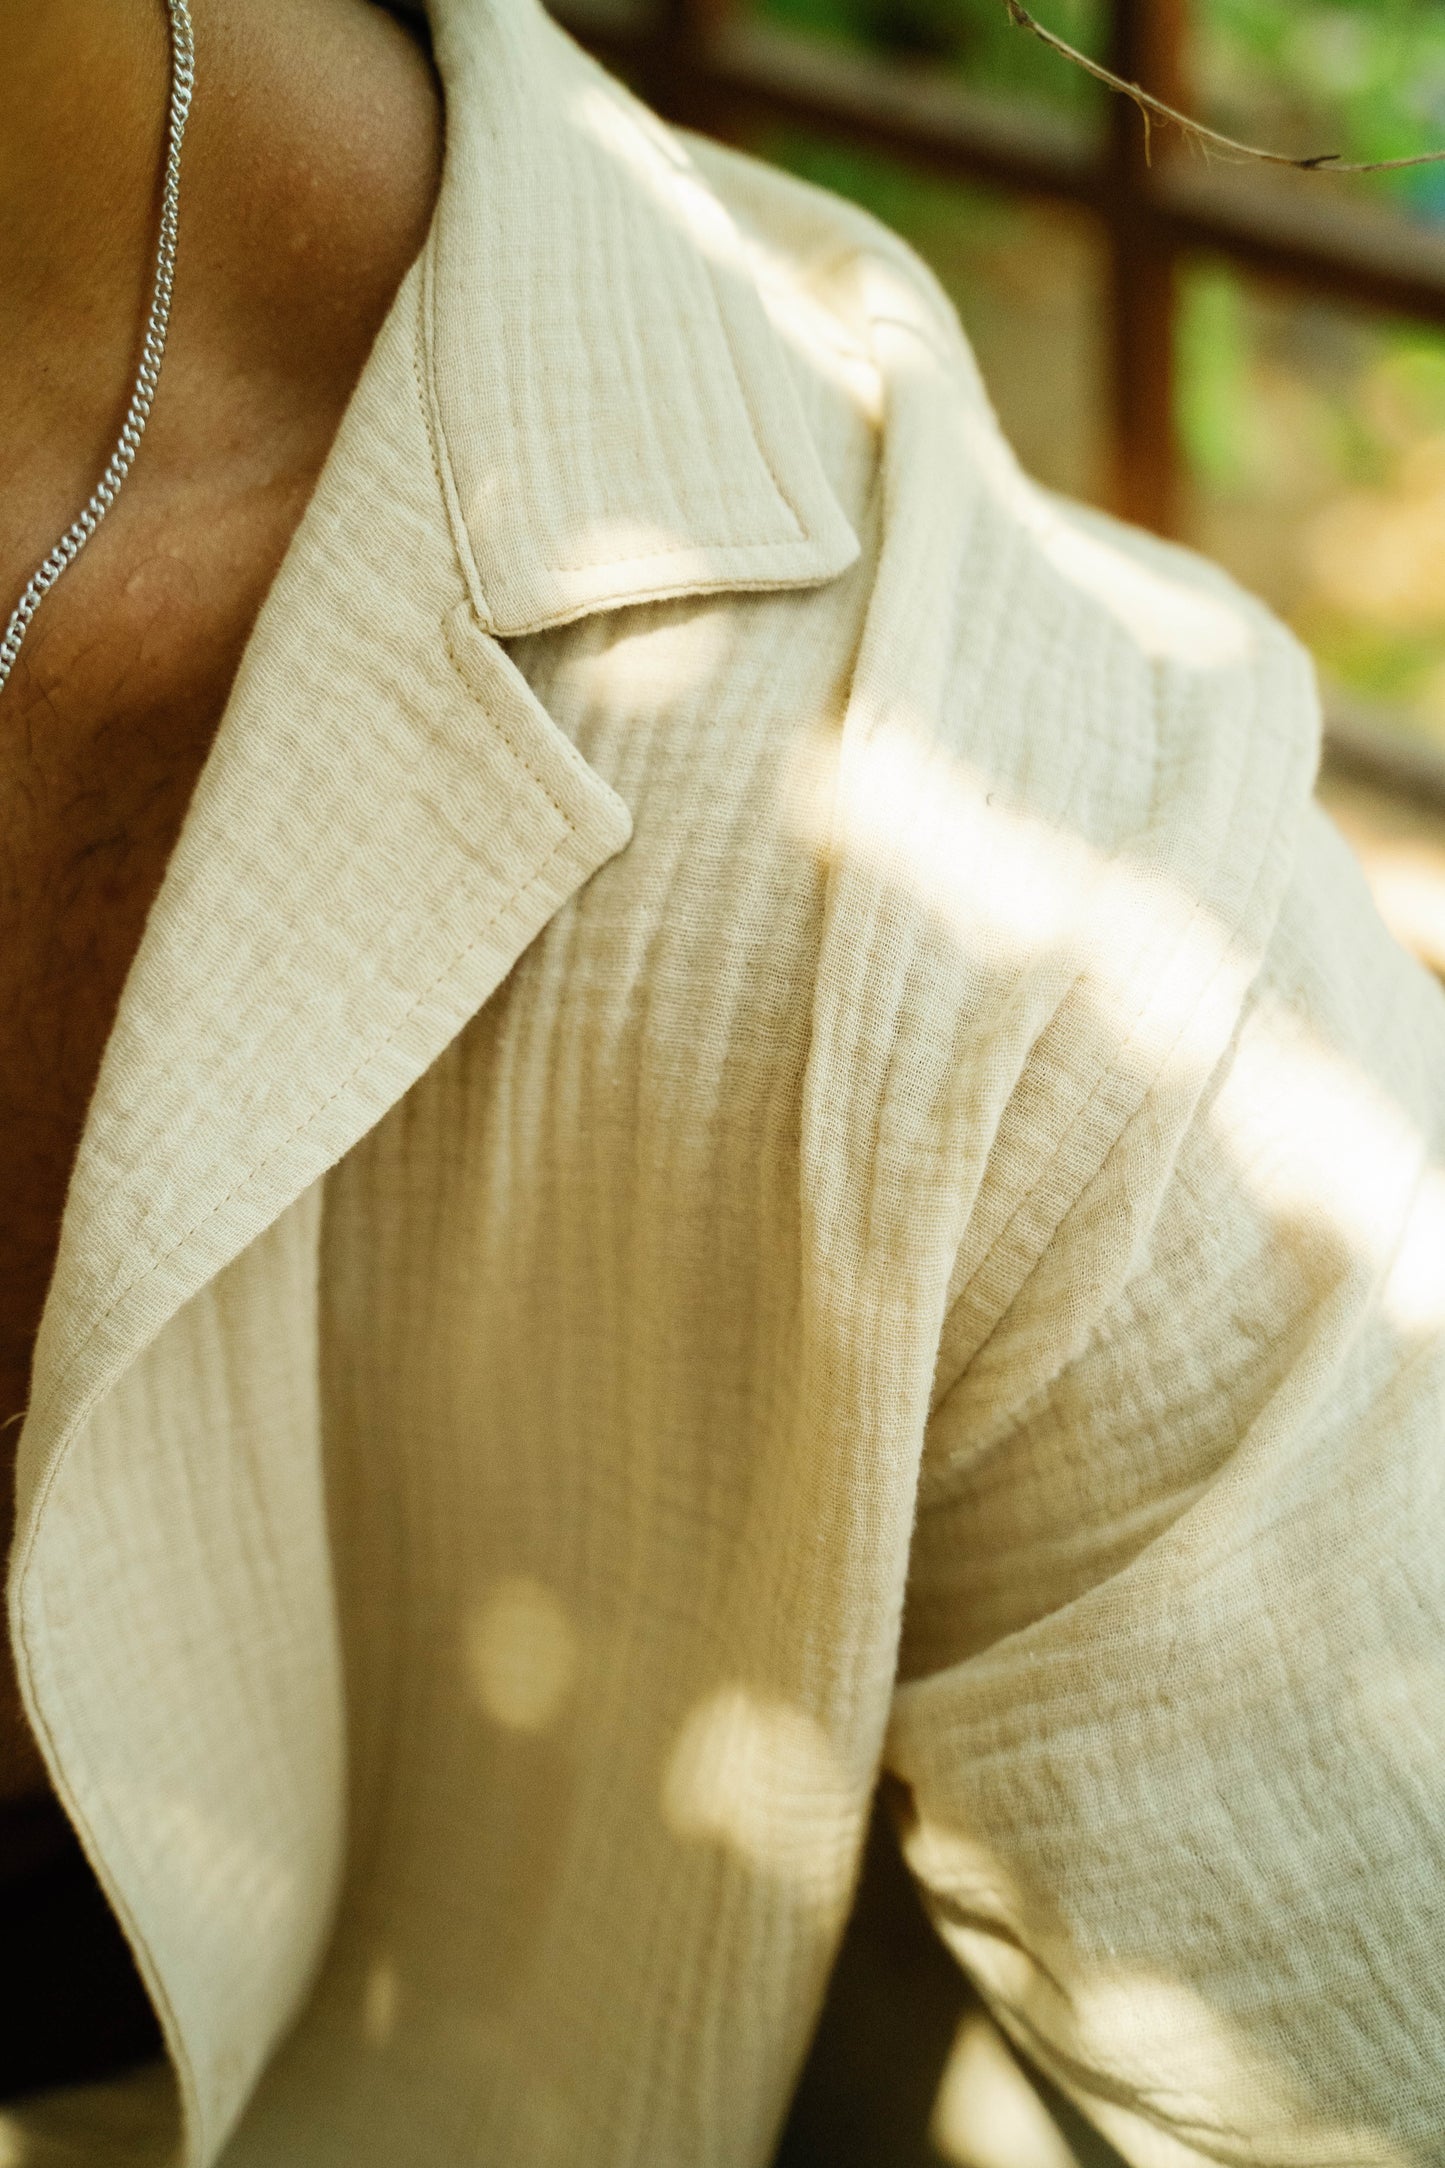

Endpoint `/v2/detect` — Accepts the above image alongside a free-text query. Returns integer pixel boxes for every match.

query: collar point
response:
[478,517,863,640]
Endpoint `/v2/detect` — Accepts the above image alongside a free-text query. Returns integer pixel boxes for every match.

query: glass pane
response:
[1179,257,1445,749]
[748,131,1110,500]
[1186,0,1445,226]
[744,0,1108,130]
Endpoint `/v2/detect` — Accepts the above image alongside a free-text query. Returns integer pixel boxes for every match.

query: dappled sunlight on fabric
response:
[570,80,694,188]
[856,250,1031,498]
[1070,1973,1316,2137]
[766,287,884,423]
[660,1688,854,1911]
[1208,991,1445,1335]
[554,520,729,588]
[782,713,1092,955]
[746,259,885,422]
[105,1780,297,1947]
[929,2006,1078,2168]
[782,712,1255,1065]
[1023,514,1257,670]
[569,83,755,284]
[1061,1974,1416,2168]
[557,581,734,692]
[1384,1167,1445,1332]
[570,84,884,422]
[464,1577,578,1734]
[906,1819,1422,2165]
[968,1940,1414,2168]
[782,707,1444,1338]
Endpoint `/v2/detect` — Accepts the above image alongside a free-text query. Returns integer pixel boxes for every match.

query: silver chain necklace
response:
[0,0,196,697]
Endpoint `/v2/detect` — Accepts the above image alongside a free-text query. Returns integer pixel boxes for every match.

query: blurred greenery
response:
[750,0,1445,202]
[746,0,1445,746]
[1179,268,1445,739]
[1190,0,1445,221]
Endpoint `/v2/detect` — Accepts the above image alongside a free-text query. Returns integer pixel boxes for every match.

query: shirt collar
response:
[418,0,861,632]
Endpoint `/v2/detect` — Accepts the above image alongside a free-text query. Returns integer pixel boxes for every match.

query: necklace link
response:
[0,0,195,696]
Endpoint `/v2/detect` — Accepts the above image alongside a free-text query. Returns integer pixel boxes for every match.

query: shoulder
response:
[689,126,1319,805]
[677,131,1332,1314]
[687,127,1321,971]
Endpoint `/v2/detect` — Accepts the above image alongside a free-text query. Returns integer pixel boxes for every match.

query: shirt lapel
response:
[8,8,859,2153]
[11,262,638,2164]
[16,263,632,1492]
[17,0,860,1499]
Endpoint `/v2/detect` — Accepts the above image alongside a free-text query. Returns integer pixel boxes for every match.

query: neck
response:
[0,0,443,554]
[0,2,171,458]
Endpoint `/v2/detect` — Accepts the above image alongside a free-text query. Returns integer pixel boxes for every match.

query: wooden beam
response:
[563,8,1101,194]
[1102,0,1183,533]
[1158,158,1445,325]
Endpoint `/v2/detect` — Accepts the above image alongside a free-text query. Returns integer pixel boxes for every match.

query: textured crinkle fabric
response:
[6,0,1445,2163]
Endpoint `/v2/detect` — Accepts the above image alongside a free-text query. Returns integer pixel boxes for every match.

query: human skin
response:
[0,0,443,1804]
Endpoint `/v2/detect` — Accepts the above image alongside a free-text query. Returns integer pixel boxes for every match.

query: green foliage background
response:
[750,0,1445,742]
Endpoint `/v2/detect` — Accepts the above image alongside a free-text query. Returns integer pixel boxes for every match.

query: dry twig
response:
[1004,0,1445,175]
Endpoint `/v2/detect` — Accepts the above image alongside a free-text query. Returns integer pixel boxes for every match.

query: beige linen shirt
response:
[8,0,1445,2161]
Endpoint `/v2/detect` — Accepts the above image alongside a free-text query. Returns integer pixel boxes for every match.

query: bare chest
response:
[0,518,291,1442]
[0,498,306,1803]
[0,719,214,1803]
[0,706,212,1438]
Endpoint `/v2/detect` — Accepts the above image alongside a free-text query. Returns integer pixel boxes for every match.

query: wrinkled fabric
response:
[6,1,1445,2163]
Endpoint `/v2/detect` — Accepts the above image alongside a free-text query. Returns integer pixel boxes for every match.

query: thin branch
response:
[1004,0,1445,175]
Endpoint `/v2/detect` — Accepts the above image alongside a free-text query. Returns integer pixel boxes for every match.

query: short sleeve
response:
[885,795,1445,2167]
